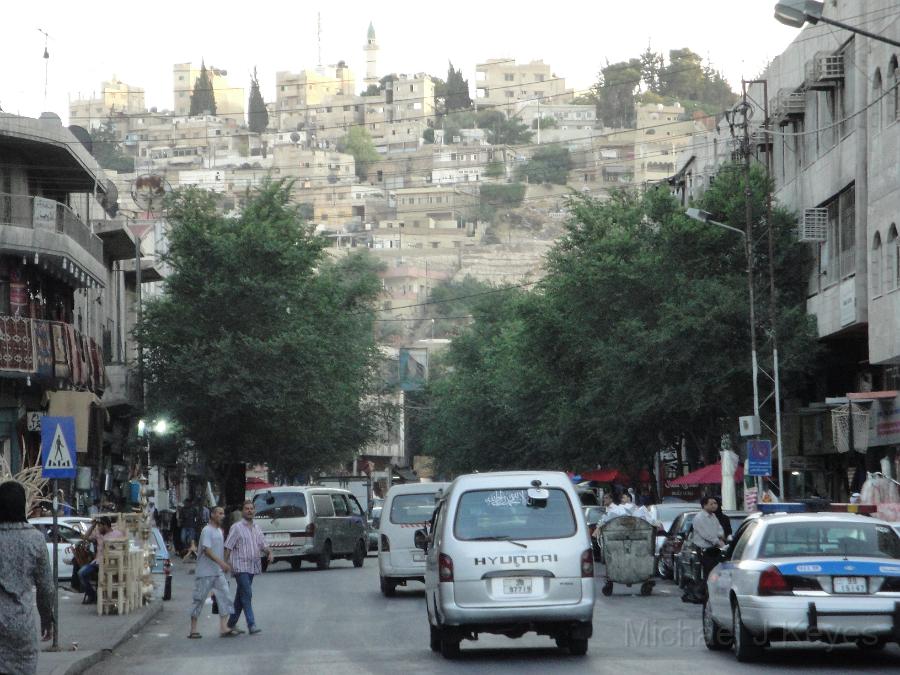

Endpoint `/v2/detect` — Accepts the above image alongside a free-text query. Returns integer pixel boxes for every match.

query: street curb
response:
[49,601,164,675]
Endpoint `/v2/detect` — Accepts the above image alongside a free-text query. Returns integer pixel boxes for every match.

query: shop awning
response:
[669,462,744,486]
[580,469,630,484]
[245,477,273,490]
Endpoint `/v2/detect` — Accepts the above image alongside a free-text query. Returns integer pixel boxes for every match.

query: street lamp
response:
[138,418,168,469]
[685,207,785,498]
[774,1,900,48]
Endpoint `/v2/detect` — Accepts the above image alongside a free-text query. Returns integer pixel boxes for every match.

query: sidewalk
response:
[36,580,165,675]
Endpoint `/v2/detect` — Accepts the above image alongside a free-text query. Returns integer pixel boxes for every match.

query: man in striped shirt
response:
[224,500,273,635]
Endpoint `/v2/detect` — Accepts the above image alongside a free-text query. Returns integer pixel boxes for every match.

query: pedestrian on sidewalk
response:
[0,481,54,675]
[189,507,238,639]
[78,517,125,604]
[224,500,272,635]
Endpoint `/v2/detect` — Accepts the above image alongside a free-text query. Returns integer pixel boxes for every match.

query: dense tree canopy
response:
[517,146,570,185]
[420,165,818,477]
[88,120,134,173]
[337,126,380,180]
[137,181,388,479]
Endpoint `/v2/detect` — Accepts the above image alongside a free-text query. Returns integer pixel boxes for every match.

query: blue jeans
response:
[181,527,196,549]
[79,561,99,599]
[228,573,256,629]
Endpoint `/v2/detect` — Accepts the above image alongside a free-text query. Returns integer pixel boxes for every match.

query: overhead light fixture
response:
[34,253,39,264]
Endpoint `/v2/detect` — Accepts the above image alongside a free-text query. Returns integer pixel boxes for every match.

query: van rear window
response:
[454,488,576,541]
[390,493,438,524]
[253,492,307,519]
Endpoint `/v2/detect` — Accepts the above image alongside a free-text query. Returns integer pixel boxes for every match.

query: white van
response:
[418,471,595,658]
[378,482,448,596]
[251,486,368,570]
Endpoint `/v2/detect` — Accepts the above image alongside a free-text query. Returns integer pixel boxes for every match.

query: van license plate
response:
[265,533,290,545]
[833,576,867,593]
[502,578,533,595]
[412,552,425,562]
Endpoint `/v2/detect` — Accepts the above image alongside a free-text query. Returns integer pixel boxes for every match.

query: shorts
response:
[191,573,234,619]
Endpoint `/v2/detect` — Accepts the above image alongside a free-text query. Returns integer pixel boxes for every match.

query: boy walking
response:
[189,507,238,638]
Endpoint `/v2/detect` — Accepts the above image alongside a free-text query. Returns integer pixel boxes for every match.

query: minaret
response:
[363,22,379,89]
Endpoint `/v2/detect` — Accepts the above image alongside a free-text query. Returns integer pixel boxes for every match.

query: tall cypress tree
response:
[445,62,472,113]
[248,67,269,133]
[189,60,217,116]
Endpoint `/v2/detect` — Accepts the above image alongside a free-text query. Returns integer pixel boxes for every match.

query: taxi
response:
[702,503,900,662]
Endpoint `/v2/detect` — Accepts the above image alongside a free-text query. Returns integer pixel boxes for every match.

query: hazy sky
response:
[2,0,801,124]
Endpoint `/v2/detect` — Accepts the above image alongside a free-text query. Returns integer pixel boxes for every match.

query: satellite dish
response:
[68,125,93,153]
[290,131,301,144]
[131,174,171,212]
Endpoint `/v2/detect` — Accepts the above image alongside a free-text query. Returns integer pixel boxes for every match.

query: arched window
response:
[872,68,883,133]
[872,231,883,297]
[888,224,899,291]
[890,56,899,123]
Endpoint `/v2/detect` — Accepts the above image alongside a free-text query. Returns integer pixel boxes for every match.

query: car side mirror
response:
[414,528,430,551]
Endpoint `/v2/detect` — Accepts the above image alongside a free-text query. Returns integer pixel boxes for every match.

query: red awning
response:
[580,469,630,484]
[669,462,744,486]
[246,477,273,489]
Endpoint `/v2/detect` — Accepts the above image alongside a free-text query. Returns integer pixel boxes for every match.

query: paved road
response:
[95,555,900,674]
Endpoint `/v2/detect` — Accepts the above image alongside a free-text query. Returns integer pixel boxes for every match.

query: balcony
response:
[0,314,106,393]
[0,193,106,284]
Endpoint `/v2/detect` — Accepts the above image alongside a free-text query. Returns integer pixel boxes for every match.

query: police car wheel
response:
[429,625,441,652]
[732,603,763,662]
[380,576,396,597]
[703,598,731,650]
[439,630,461,659]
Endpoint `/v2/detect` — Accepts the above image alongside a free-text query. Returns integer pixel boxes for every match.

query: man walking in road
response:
[189,506,238,639]
[224,500,272,635]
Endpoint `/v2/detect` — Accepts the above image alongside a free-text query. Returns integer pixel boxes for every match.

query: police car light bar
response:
[757,502,878,515]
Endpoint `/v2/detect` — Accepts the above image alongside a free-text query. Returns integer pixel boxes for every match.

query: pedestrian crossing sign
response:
[41,416,77,479]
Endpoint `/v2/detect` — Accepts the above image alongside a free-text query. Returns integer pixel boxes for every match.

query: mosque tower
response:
[363,22,379,89]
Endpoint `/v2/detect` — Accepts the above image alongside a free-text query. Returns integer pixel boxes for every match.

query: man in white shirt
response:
[189,507,237,638]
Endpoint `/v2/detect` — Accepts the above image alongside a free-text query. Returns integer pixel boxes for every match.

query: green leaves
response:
[421,167,818,476]
[138,180,386,477]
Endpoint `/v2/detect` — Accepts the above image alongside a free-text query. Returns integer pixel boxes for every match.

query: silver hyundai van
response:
[251,486,368,570]
[417,471,595,658]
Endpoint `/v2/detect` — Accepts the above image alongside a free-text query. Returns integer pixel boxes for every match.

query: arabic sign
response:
[746,439,772,477]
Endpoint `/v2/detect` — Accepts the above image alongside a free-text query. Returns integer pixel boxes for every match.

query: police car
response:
[702,503,900,661]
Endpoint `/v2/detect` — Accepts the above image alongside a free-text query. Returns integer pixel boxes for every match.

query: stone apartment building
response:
[363,73,436,153]
[0,112,159,510]
[632,102,704,186]
[669,0,900,497]
[69,77,146,130]
[173,62,245,124]
[476,59,574,113]
[275,63,357,132]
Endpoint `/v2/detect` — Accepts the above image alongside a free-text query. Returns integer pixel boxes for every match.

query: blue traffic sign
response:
[747,439,772,477]
[41,417,77,479]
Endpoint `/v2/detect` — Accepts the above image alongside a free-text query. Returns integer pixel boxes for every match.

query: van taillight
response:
[380,534,390,552]
[439,553,454,582]
[757,566,791,595]
[305,522,316,537]
[581,549,594,578]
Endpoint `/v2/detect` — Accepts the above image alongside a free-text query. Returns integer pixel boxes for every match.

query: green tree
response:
[247,67,269,133]
[517,146,570,185]
[484,160,505,178]
[422,168,818,475]
[337,126,381,180]
[189,61,217,117]
[592,59,642,128]
[478,110,533,145]
[639,46,665,94]
[136,180,388,478]
[445,62,472,113]
[657,49,736,110]
[88,120,134,173]
[361,84,380,97]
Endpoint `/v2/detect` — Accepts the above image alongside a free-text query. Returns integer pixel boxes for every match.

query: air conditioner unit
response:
[799,208,828,242]
[739,415,761,437]
[778,88,806,117]
[815,52,844,83]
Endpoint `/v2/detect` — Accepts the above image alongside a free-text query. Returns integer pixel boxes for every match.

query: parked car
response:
[252,486,368,570]
[378,482,447,595]
[674,511,749,587]
[583,506,605,560]
[367,506,382,552]
[656,511,698,580]
[649,502,701,556]
[703,509,900,660]
[29,517,84,580]
[420,471,595,658]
